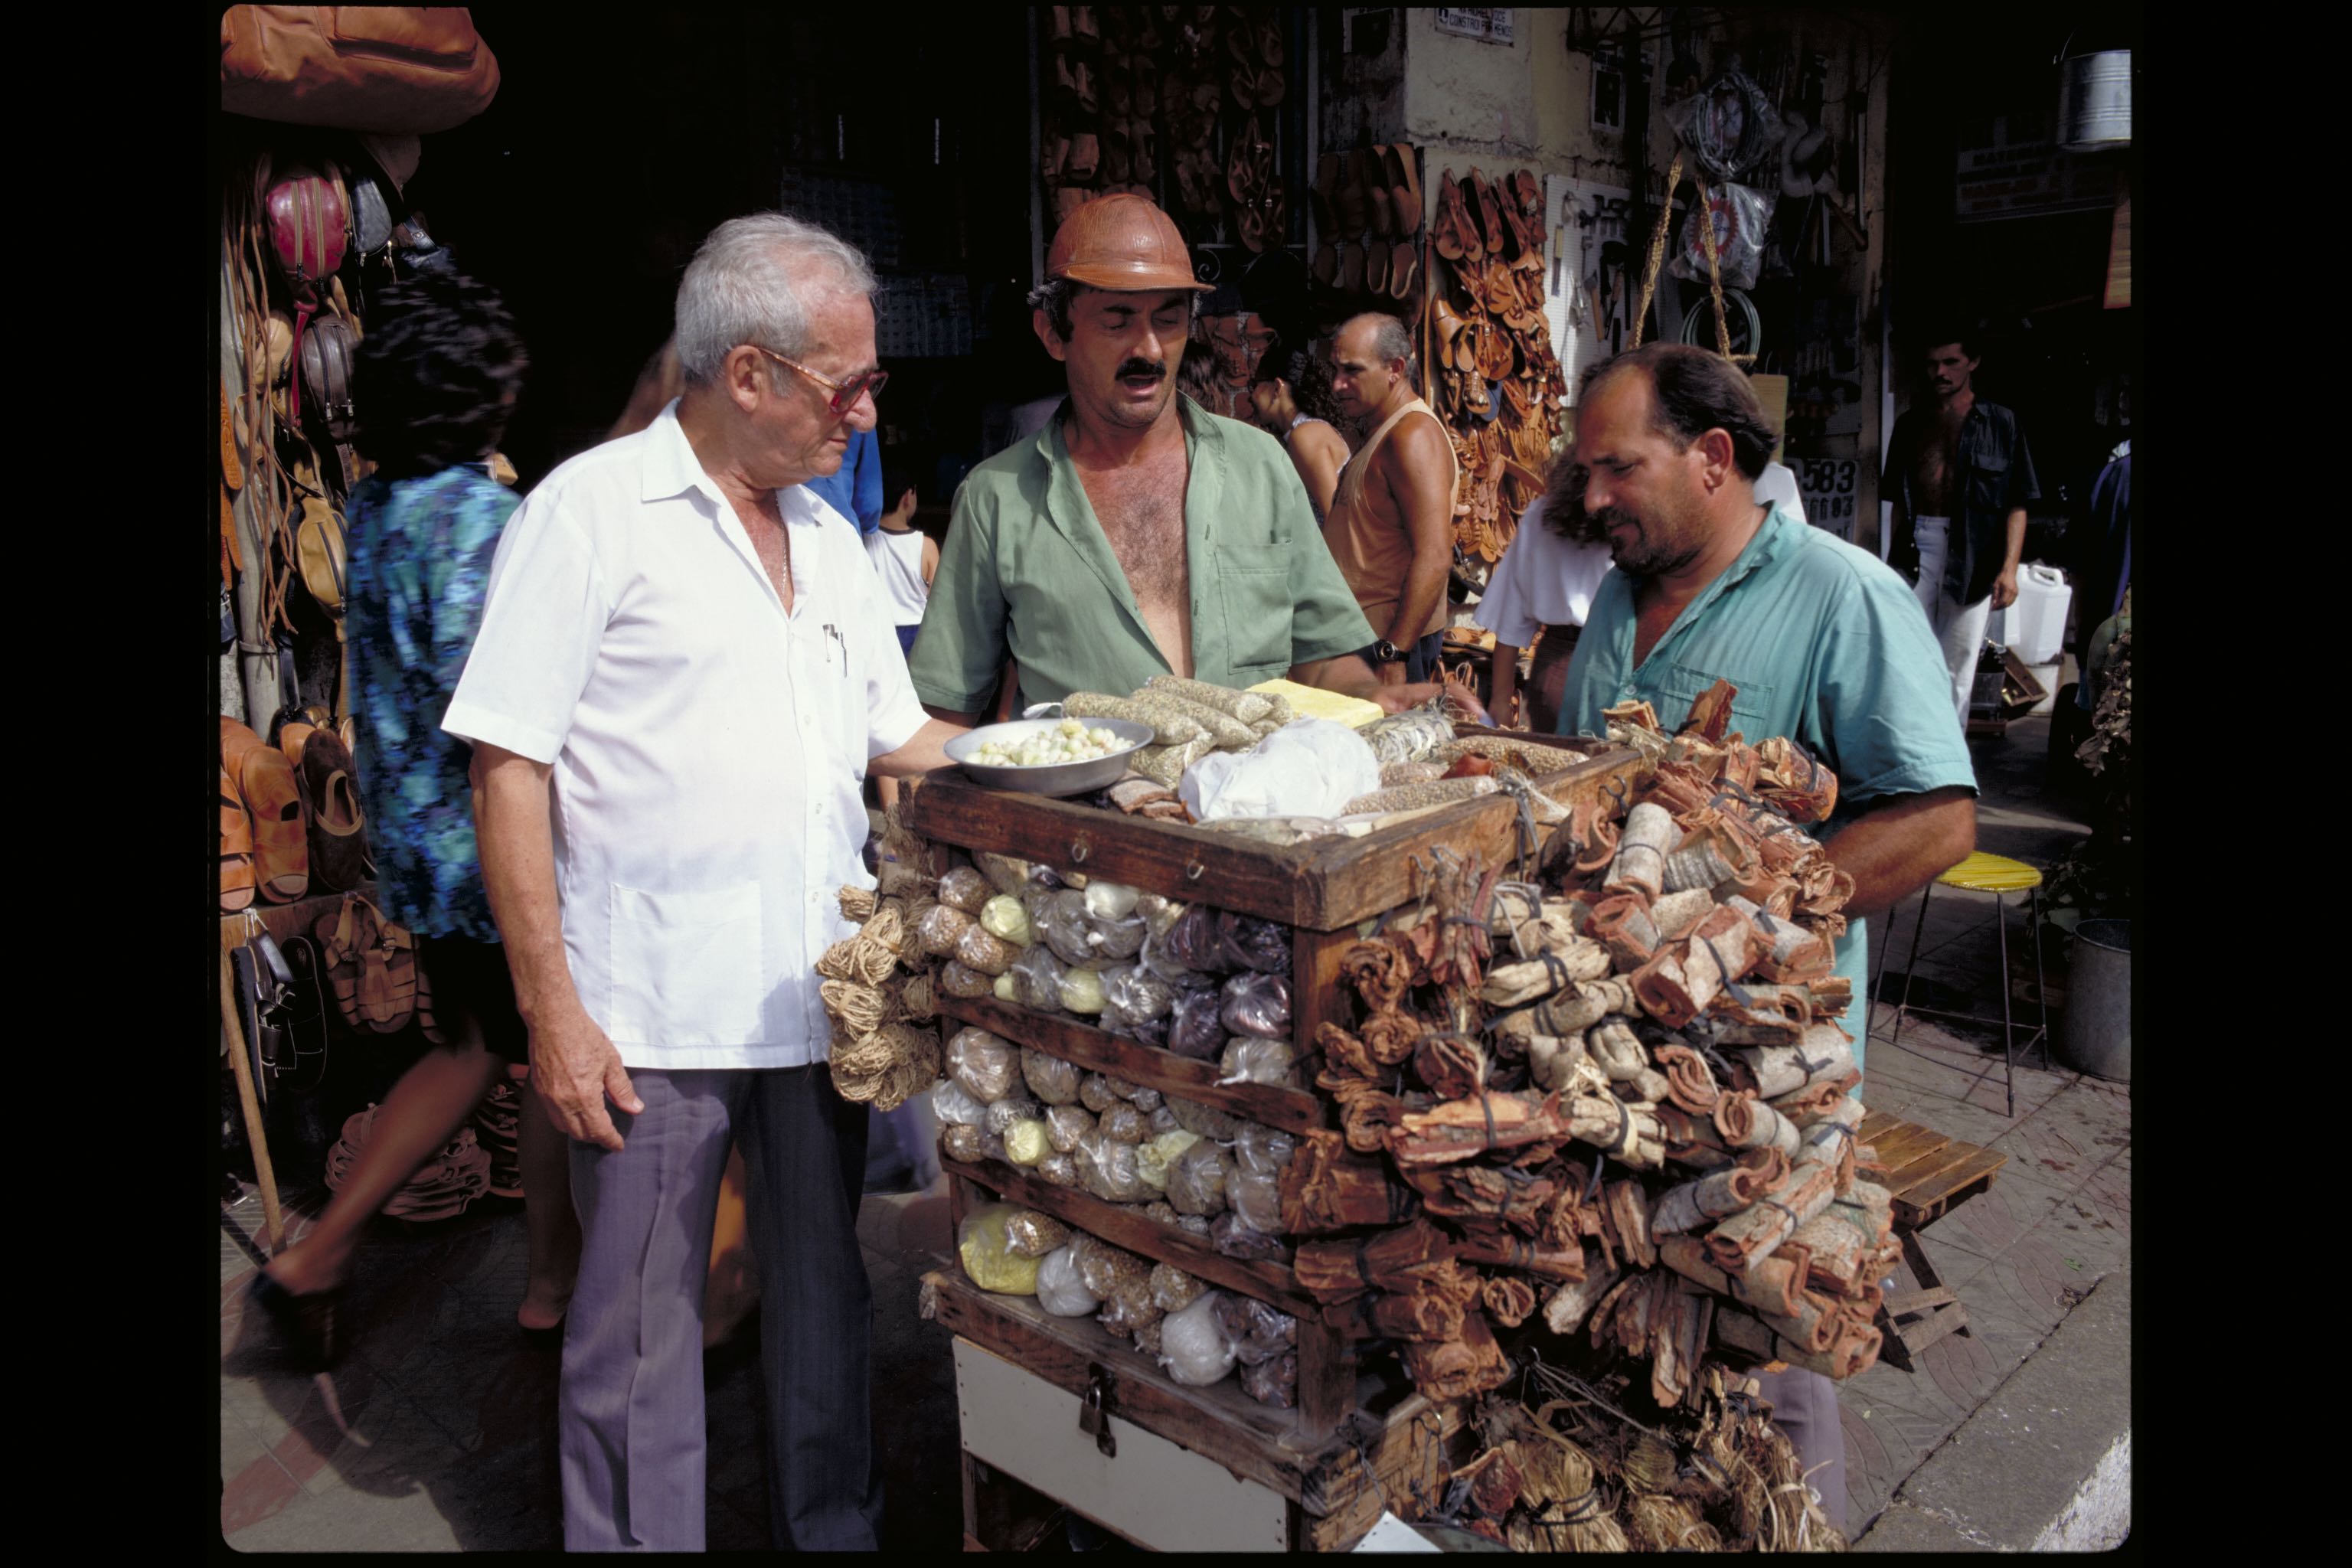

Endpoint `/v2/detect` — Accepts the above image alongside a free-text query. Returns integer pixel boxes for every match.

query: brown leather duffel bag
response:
[220,8,501,135]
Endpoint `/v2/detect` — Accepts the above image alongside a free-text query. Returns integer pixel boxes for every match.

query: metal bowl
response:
[944,716,1156,797]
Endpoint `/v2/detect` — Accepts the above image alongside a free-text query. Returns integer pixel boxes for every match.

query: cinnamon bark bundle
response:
[1605,803,1681,900]
[1655,1103,1739,1171]
[1735,899,1835,983]
[1712,1089,1803,1158]
[1403,1305,1512,1399]
[1753,736,1838,824]
[1387,1090,1571,1168]
[1650,1043,1722,1114]
[1730,1023,1857,1100]
[1455,1230,1589,1281]
[1629,903,1765,1027]
[1649,1148,1792,1236]
[1704,984,1812,1047]
[1701,1152,1841,1274]
[1586,893,1661,968]
[1293,1217,1459,1304]
[1481,1275,1540,1328]
[1491,976,1638,1044]
[1279,1129,1420,1233]
[1655,1235,1818,1322]
[1478,937,1613,1008]
[1561,1095,1668,1168]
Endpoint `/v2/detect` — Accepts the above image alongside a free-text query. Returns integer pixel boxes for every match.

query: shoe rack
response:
[1034,8,1311,280]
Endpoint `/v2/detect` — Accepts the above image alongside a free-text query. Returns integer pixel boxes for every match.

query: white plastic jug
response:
[2003,564,2072,666]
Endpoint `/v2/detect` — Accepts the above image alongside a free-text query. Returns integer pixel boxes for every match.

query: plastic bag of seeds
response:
[937,959,997,1000]
[1045,1103,1096,1154]
[1219,972,1292,1039]
[1158,1291,1239,1387]
[1147,1103,1181,1137]
[1240,1352,1298,1407]
[1097,1102,1149,1143]
[936,866,992,915]
[1021,1047,1083,1106]
[1001,1116,1052,1166]
[939,1122,998,1165]
[1166,1137,1233,1217]
[1004,945,1067,1011]
[1218,1037,1298,1087]
[1033,1242,1100,1316]
[930,1080,989,1127]
[982,1096,1045,1138]
[946,1027,1019,1103]
[1167,988,1228,1060]
[1213,1295,1300,1364]
[1165,1094,1246,1141]
[1003,1210,1073,1258]
[1228,1123,1295,1236]
[1073,1129,1149,1203]
[1098,1275,1164,1339]
[957,1204,1040,1295]
[1210,1211,1291,1262]
[1216,911,1292,974]
[1034,1151,1081,1188]
[1149,1262,1207,1313]
[913,903,976,959]
[1070,1233,1150,1298]
[1079,1072,1121,1114]
[1162,903,1231,975]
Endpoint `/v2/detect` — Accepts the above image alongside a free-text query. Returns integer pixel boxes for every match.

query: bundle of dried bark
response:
[1279,1129,1421,1233]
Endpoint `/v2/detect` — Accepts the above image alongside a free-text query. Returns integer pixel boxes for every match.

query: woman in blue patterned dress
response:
[250,271,580,1360]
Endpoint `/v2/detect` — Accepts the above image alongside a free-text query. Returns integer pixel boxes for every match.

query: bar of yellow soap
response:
[1245,678,1383,728]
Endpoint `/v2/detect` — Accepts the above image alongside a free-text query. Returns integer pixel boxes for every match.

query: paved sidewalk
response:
[220,717,2127,1550]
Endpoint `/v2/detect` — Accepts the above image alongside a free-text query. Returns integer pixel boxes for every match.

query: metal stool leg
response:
[1888,880,1934,1054]
[2030,885,2050,1070]
[1998,890,2016,1118]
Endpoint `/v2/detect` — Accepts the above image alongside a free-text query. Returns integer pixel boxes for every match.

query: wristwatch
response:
[1372,639,1405,664]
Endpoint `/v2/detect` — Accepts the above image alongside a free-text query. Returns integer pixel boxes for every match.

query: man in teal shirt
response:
[910,194,1452,720]
[1554,344,1977,1536]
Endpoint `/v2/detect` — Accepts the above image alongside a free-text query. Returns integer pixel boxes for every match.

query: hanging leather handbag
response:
[291,464,348,622]
[313,894,422,1034]
[267,162,349,435]
[300,314,358,444]
[220,7,503,135]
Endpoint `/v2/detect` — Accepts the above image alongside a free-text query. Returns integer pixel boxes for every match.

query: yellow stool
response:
[1875,853,2051,1116]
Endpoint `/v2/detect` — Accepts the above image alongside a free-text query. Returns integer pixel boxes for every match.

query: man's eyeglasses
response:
[747,345,888,416]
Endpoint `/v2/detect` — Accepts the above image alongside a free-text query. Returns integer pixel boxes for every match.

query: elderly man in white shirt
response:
[1478,447,1805,731]
[446,214,961,1553]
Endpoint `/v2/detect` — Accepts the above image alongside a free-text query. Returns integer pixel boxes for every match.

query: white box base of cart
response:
[953,1337,1293,1552]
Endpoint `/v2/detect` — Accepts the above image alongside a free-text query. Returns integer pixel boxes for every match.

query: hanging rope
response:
[1628,150,1683,351]
[1695,180,1756,365]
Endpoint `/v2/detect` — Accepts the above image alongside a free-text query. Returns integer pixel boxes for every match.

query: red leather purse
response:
[266,162,348,436]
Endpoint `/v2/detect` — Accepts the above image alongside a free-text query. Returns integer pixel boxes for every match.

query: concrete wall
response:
[1378,8,1896,545]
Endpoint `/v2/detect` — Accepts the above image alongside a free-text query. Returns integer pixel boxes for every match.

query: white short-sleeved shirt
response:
[1472,463,1808,645]
[443,403,928,1070]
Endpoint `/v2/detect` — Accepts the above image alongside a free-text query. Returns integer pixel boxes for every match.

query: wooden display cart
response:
[905,731,1651,1548]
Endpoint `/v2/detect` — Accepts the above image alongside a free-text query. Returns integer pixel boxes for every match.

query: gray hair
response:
[1342,312,1416,381]
[675,213,877,386]
[1027,276,1200,343]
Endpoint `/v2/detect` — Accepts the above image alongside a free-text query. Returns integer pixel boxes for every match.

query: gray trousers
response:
[1749,1364,1847,1537]
[560,1065,880,1551]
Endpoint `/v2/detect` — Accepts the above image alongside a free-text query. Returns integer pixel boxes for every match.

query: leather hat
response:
[1046,193,1210,292]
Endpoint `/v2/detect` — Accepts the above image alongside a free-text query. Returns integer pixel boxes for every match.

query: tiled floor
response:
[221,716,2128,1550]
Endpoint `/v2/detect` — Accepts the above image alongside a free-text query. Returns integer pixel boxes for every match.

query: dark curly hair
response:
[1579,341,1778,482]
[354,270,528,478]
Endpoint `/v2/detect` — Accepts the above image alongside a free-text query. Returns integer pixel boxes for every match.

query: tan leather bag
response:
[220,8,501,135]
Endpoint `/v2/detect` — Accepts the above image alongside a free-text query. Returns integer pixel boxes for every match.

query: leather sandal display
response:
[1364,236,1390,296]
[1387,237,1419,303]
[220,765,256,913]
[222,717,308,903]
[292,727,371,894]
[1384,145,1423,237]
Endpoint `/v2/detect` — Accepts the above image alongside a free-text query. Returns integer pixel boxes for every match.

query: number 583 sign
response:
[1796,458,1860,532]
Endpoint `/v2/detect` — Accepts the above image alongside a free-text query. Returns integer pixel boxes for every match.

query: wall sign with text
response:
[1435,8,1515,45]
[1795,458,1860,533]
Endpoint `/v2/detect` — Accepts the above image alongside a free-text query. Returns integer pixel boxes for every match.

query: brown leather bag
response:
[220,8,501,135]
[299,314,358,443]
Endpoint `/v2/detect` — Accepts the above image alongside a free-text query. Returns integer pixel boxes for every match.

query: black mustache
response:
[1116,359,1167,381]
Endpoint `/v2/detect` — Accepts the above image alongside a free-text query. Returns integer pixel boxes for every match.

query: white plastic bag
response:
[1179,720,1381,822]
[1034,1243,1102,1317]
[1158,1290,1240,1386]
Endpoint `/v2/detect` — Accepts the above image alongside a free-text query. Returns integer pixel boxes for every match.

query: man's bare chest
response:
[1078,458,1190,598]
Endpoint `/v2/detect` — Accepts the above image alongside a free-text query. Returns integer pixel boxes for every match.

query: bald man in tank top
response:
[1324,313,1462,684]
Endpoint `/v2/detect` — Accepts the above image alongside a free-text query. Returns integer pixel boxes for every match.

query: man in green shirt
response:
[910,194,1455,719]
[1555,342,1978,1536]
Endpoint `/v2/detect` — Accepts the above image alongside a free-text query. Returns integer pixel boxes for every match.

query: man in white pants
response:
[1881,332,2040,724]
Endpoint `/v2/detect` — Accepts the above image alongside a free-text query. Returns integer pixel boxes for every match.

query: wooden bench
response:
[1857,1109,2008,1370]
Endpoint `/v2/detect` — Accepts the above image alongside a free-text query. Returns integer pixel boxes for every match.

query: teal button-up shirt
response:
[909,394,1376,713]
[1557,503,1978,1073]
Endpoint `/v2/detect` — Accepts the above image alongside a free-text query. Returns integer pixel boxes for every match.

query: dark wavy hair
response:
[354,271,528,478]
[1579,341,1777,482]
[1540,443,1606,544]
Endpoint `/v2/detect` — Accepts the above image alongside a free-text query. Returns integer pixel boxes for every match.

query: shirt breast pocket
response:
[1967,449,2012,516]
[1217,544,1295,675]
[1655,662,1779,740]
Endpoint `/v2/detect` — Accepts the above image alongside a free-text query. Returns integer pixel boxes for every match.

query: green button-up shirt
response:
[1557,503,1979,1075]
[909,394,1376,713]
